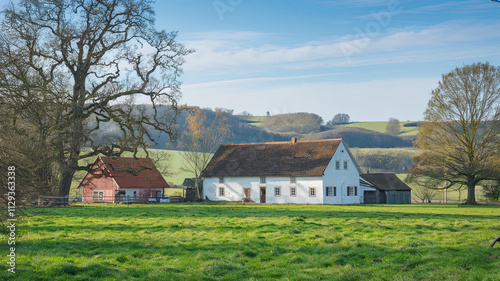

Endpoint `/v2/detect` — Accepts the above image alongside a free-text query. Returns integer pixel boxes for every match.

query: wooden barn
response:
[77,156,169,203]
[360,173,412,204]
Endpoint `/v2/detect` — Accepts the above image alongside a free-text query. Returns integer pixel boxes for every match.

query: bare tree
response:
[412,185,439,203]
[327,113,350,125]
[0,0,192,203]
[179,107,231,200]
[409,62,500,205]
[386,117,401,135]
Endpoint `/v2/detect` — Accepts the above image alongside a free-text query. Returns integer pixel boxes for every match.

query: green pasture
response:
[235,116,421,137]
[235,115,268,126]
[2,203,499,280]
[325,121,420,136]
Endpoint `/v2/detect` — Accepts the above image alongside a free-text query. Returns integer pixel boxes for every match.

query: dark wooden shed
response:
[360,173,412,204]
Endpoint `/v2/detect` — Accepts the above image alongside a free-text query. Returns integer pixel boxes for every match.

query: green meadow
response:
[324,121,420,136]
[2,203,499,280]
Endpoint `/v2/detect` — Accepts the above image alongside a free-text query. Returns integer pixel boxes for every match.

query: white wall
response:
[203,176,323,204]
[322,141,375,204]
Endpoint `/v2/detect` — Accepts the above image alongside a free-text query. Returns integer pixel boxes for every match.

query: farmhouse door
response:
[260,187,266,203]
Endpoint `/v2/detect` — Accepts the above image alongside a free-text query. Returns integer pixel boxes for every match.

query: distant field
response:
[235,115,268,126]
[235,116,421,136]
[325,121,420,136]
[4,203,499,280]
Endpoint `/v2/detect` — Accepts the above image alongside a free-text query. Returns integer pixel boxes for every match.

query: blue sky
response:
[153,0,500,121]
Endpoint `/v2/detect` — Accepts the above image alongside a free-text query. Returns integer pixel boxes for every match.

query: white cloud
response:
[319,0,394,8]
[183,72,350,89]
[182,20,500,72]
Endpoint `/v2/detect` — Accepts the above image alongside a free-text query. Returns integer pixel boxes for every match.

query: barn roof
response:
[360,173,411,191]
[98,156,169,189]
[202,139,345,178]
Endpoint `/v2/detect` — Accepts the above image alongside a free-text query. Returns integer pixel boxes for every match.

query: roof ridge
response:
[221,138,343,146]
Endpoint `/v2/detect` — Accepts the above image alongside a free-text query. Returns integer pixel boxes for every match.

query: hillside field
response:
[2,203,499,280]
[236,116,420,136]
[325,121,419,136]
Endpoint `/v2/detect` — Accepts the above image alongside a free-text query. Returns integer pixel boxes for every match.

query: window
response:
[133,191,137,198]
[290,187,296,197]
[344,161,348,170]
[326,186,336,196]
[335,160,340,170]
[260,177,266,184]
[290,177,296,184]
[274,187,281,196]
[218,187,225,196]
[347,186,357,196]
[219,177,224,183]
[309,187,316,197]
[93,191,104,202]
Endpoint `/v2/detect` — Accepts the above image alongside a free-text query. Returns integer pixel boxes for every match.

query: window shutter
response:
[354,186,358,196]
[334,186,337,196]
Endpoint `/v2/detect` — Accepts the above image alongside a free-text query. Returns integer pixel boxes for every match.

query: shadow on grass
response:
[7,234,500,280]
[35,203,500,221]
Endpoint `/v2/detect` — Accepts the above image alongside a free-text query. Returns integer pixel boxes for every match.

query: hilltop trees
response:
[386,118,401,135]
[0,0,192,202]
[262,113,323,134]
[409,62,500,205]
[327,113,351,125]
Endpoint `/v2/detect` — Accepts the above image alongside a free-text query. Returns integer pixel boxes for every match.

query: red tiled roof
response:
[99,157,169,189]
[202,139,342,177]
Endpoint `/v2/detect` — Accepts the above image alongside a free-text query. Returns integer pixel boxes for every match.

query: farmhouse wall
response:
[81,174,117,203]
[203,176,324,204]
[322,141,375,204]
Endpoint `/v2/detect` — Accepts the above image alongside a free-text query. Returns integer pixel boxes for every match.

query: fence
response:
[38,195,185,206]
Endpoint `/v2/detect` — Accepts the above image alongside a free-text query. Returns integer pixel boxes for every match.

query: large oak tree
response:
[409,62,500,205]
[0,0,192,202]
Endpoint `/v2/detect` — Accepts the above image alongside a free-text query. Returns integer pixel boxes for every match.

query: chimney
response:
[291,137,298,144]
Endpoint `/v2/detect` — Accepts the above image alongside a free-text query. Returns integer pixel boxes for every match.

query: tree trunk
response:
[464,175,477,205]
[55,167,76,206]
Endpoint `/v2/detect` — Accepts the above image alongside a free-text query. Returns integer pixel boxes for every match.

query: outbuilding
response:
[77,156,169,203]
[360,173,412,204]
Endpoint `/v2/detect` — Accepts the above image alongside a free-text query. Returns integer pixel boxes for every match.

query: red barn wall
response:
[81,160,118,203]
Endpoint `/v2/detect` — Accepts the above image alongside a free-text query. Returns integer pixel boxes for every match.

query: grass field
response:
[2,203,499,280]
[325,121,420,136]
[235,115,268,126]
[235,115,421,136]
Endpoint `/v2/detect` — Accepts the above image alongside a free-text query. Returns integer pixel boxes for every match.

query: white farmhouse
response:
[202,138,378,204]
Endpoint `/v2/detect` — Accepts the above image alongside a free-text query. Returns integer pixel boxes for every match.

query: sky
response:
[152,0,500,122]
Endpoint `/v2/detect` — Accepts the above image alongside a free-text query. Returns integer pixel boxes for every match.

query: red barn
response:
[77,156,169,203]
